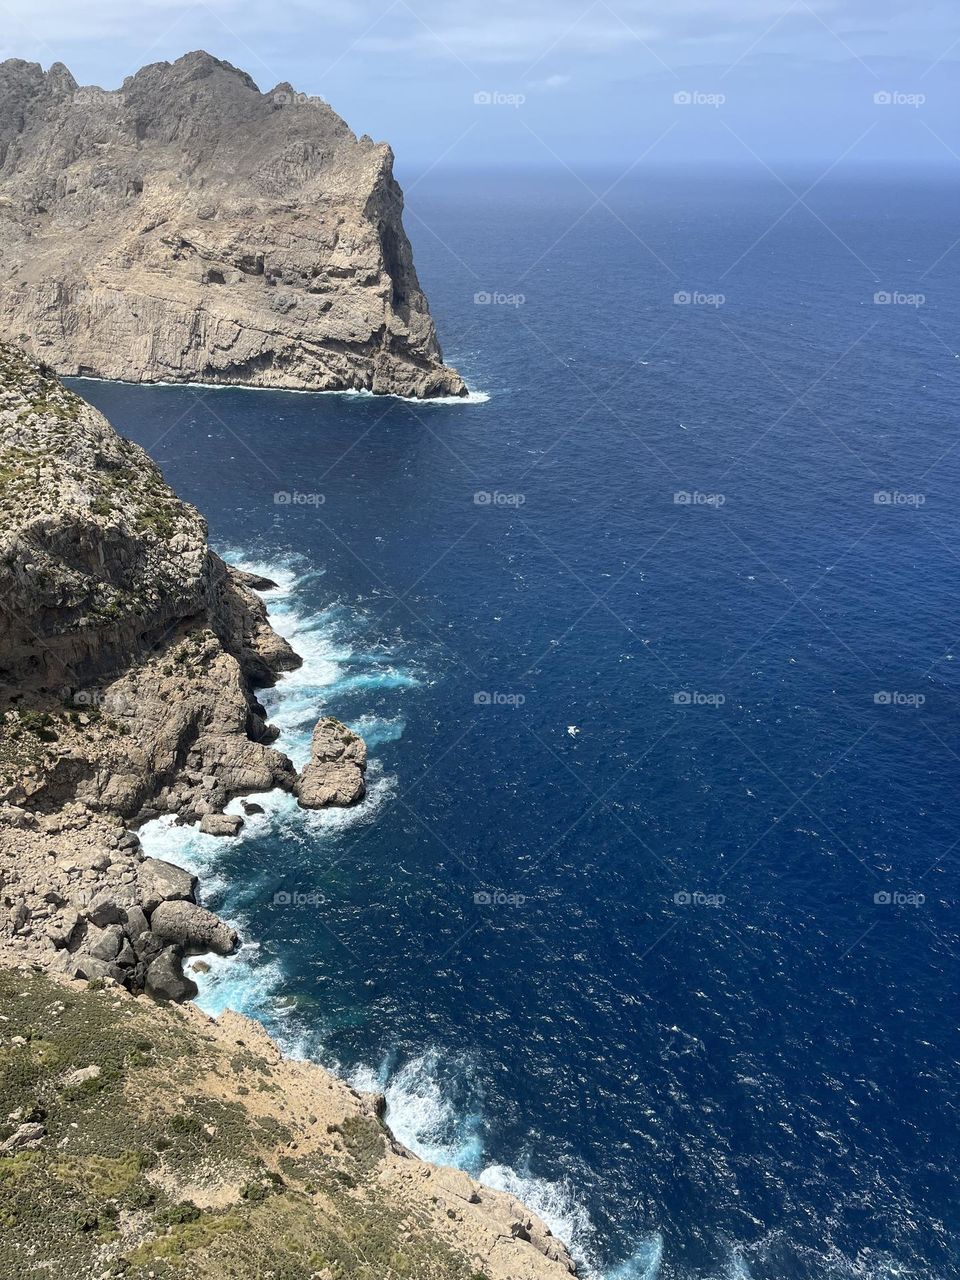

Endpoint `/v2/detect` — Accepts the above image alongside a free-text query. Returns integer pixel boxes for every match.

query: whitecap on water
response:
[71,376,490,406]
[348,1050,485,1171]
[345,1048,659,1280]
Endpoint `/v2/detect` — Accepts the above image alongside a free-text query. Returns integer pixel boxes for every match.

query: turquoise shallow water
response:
[78,166,960,1280]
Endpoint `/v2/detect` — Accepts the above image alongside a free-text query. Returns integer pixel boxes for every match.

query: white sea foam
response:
[349,1050,484,1170]
[135,547,646,1280]
[346,1047,655,1280]
[72,374,489,405]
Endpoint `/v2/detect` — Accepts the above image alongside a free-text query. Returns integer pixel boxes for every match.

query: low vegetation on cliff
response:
[0,968,510,1279]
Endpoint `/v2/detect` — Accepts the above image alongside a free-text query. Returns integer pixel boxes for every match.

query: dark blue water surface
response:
[76,167,960,1280]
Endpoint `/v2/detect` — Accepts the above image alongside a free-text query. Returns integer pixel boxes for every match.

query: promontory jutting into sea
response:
[0,17,958,1280]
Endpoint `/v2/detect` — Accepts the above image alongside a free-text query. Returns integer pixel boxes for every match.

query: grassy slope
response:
[0,968,488,1280]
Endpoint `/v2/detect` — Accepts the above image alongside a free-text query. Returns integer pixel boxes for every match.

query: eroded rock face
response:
[0,51,466,399]
[0,345,302,995]
[296,716,367,808]
[0,343,298,825]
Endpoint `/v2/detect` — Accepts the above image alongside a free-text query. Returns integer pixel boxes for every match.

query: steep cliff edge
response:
[0,347,575,1276]
[0,51,466,398]
[0,341,299,822]
[0,340,305,997]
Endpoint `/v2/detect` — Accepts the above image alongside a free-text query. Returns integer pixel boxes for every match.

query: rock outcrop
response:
[0,342,301,990]
[296,715,367,808]
[0,343,373,994]
[0,51,466,398]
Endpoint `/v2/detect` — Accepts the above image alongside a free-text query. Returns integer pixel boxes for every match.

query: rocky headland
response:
[0,345,574,1278]
[0,51,466,399]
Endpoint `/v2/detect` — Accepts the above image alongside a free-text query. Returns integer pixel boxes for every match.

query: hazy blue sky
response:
[3,1,959,170]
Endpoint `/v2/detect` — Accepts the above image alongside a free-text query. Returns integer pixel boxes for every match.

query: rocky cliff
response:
[0,347,575,1277]
[0,340,305,996]
[0,51,466,398]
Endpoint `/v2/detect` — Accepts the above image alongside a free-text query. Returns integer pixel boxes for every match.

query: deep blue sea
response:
[75,166,960,1280]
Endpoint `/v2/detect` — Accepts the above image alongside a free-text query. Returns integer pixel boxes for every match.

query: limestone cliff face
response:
[0,51,466,398]
[0,341,298,822]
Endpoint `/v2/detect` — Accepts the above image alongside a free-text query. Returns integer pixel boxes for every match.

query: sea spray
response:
[137,547,648,1280]
[346,1048,656,1280]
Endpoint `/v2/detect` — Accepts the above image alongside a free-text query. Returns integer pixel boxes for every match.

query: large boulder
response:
[137,858,198,913]
[0,1122,46,1152]
[46,909,81,949]
[149,900,237,956]
[69,954,125,984]
[295,718,367,809]
[144,947,199,1002]
[120,904,150,942]
[86,924,124,962]
[87,888,136,928]
[198,812,244,837]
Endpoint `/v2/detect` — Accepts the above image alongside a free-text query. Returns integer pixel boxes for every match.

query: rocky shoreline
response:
[0,342,370,1000]
[0,343,576,1278]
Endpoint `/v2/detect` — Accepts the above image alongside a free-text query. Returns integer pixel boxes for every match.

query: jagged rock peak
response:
[0,52,466,398]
